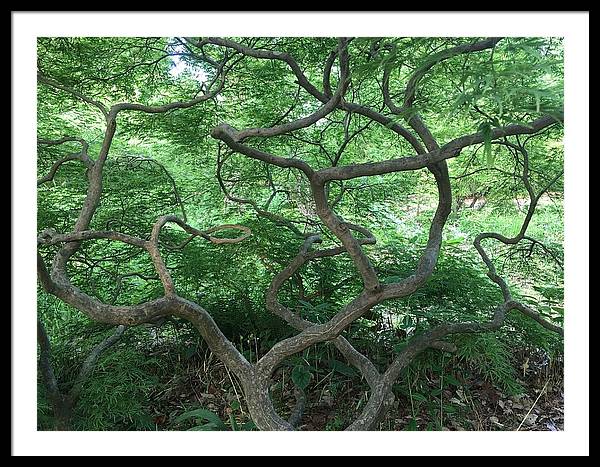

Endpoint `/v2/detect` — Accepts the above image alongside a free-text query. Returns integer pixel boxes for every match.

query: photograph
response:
[12,11,589,456]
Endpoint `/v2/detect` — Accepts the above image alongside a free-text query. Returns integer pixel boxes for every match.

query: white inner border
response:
[12,11,589,456]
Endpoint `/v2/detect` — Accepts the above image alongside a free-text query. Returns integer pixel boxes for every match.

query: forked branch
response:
[37,37,564,432]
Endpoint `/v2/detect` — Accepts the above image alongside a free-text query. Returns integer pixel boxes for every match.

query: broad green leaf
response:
[444,237,464,246]
[403,418,418,431]
[477,121,494,167]
[444,374,462,387]
[229,414,239,431]
[187,423,222,431]
[175,408,227,430]
[291,364,312,390]
[329,359,358,378]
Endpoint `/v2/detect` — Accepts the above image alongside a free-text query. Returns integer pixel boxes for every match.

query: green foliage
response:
[453,333,524,395]
[174,403,256,431]
[291,364,312,390]
[71,346,160,430]
[37,36,563,431]
[174,408,228,431]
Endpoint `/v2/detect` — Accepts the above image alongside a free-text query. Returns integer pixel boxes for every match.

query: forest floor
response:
[382,349,564,432]
[146,344,564,432]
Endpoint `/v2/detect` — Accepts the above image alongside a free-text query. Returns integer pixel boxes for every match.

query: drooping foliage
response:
[37,36,563,431]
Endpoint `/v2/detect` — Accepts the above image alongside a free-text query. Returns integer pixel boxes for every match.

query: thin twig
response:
[517,379,550,431]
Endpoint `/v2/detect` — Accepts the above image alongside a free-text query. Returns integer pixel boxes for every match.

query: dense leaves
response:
[37,36,563,431]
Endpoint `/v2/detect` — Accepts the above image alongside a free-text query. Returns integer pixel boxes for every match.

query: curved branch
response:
[316,114,562,182]
[211,40,352,182]
[38,137,93,186]
[70,325,126,401]
[38,228,148,249]
[347,302,509,430]
[216,149,305,237]
[204,37,425,155]
[38,136,89,150]
[147,215,252,294]
[110,81,223,114]
[265,234,381,386]
[38,73,109,119]
[348,291,563,430]
[402,37,503,110]
[151,215,251,246]
[322,48,337,98]
[37,319,62,407]
[311,180,380,292]
[288,386,307,428]
[229,39,349,142]
[110,49,232,115]
[473,137,564,313]
[37,153,93,186]
[118,155,188,222]
[211,124,315,179]
[507,300,564,336]
[38,253,254,380]
[202,37,326,102]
